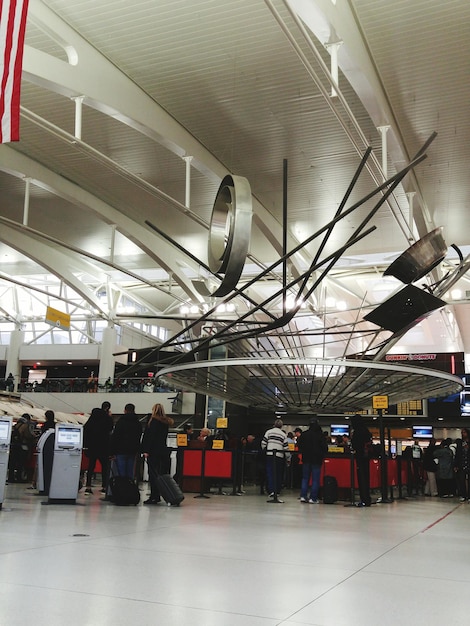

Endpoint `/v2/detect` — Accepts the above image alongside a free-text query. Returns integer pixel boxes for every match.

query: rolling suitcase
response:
[322,475,338,504]
[147,459,184,506]
[157,474,185,506]
[108,461,140,506]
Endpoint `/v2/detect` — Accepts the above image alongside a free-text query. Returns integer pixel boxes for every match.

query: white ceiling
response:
[1,0,470,409]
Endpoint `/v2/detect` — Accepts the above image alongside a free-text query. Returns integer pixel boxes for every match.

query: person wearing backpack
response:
[109,403,142,480]
[8,414,36,482]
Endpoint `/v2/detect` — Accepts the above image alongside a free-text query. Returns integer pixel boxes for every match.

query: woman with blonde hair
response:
[141,404,174,504]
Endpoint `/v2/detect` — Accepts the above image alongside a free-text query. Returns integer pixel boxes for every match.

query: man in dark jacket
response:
[351,413,373,507]
[109,403,142,480]
[83,401,113,494]
[297,417,327,503]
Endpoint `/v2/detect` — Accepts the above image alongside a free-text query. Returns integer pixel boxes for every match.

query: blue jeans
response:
[115,454,136,479]
[300,463,321,500]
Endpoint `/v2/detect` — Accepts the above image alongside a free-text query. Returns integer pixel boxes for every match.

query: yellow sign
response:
[288,442,295,451]
[328,445,345,454]
[45,306,71,330]
[373,395,389,409]
[177,433,188,447]
[212,439,225,450]
[216,417,228,429]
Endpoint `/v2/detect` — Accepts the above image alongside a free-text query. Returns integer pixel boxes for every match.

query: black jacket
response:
[351,425,372,460]
[109,412,142,455]
[83,408,113,453]
[297,425,327,464]
[141,418,170,456]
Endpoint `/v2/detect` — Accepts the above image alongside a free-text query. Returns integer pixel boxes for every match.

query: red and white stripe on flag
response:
[0,0,29,143]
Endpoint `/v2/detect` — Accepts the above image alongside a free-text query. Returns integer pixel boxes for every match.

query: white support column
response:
[406,191,416,242]
[98,325,117,386]
[72,95,85,140]
[6,329,24,392]
[325,40,343,97]
[377,125,391,177]
[183,155,193,209]
[23,177,31,226]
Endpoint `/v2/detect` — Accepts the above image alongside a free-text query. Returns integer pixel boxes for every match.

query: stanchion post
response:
[378,408,391,503]
[349,452,356,505]
[397,454,404,499]
[387,427,394,501]
[230,448,239,495]
[194,447,210,499]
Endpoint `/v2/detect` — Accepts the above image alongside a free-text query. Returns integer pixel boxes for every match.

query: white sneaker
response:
[309,499,319,504]
[300,497,307,503]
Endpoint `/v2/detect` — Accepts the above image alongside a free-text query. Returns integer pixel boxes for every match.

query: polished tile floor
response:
[0,483,468,626]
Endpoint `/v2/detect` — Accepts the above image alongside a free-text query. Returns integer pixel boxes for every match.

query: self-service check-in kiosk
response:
[0,416,13,510]
[47,423,83,504]
[36,428,55,495]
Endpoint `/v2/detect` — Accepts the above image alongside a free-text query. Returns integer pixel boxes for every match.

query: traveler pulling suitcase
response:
[108,461,140,506]
[147,459,184,506]
[322,475,338,504]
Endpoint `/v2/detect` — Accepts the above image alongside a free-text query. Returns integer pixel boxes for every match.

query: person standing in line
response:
[350,414,372,507]
[423,438,438,497]
[141,403,174,504]
[42,410,56,434]
[8,413,36,483]
[433,438,455,497]
[406,440,423,496]
[261,418,290,502]
[454,428,470,501]
[109,403,143,480]
[83,401,113,495]
[297,417,327,503]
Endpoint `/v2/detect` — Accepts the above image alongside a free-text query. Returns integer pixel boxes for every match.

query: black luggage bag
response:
[157,474,185,506]
[147,459,184,506]
[108,462,140,506]
[322,475,338,504]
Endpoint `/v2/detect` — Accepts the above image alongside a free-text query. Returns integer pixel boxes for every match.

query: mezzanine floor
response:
[0,482,468,626]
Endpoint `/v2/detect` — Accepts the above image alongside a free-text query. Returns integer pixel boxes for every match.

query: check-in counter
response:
[321,455,408,499]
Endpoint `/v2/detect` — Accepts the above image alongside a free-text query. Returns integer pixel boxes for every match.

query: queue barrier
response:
[178,449,414,503]
[181,448,234,497]
[321,455,411,501]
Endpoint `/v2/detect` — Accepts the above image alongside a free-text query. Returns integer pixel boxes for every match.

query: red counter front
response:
[181,449,233,481]
[322,456,407,492]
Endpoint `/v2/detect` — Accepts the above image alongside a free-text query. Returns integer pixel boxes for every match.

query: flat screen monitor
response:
[55,426,82,449]
[330,424,350,437]
[412,425,433,439]
[0,419,11,442]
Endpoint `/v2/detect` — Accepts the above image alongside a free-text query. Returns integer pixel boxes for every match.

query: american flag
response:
[0,0,29,143]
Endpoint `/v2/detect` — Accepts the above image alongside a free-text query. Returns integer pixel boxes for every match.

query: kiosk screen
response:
[0,420,11,442]
[56,426,81,449]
